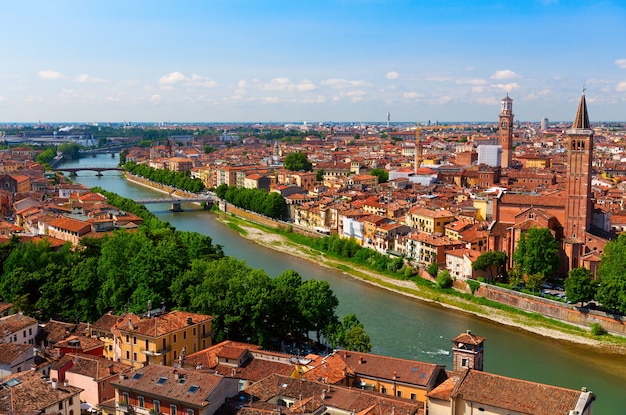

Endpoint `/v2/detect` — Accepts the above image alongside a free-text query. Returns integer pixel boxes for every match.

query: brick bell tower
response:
[564,92,593,240]
[498,94,514,168]
[452,330,485,371]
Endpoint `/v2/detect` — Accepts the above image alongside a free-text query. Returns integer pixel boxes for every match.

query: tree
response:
[316,169,324,182]
[512,227,559,278]
[297,280,339,344]
[526,272,546,293]
[427,263,438,277]
[472,251,507,282]
[329,313,372,352]
[436,270,453,289]
[283,152,312,172]
[564,267,597,306]
[370,168,389,184]
[596,233,626,314]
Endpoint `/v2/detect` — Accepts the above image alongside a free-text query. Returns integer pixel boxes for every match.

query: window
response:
[29,328,32,335]
[173,334,177,343]
[187,409,194,415]
[126,334,130,343]
[133,336,137,345]
[174,350,178,360]
[122,392,129,404]
[183,331,187,340]
[381,386,387,394]
[157,377,167,386]
[23,330,26,338]
[69,397,74,405]
[133,352,137,361]
[138,396,144,408]
[192,327,196,336]
[410,393,416,400]
[126,351,130,360]
[397,390,402,397]
[461,358,469,368]
[70,411,74,415]
[132,373,143,380]
[188,385,199,394]
[170,404,177,415]
[154,401,161,413]
[145,339,149,350]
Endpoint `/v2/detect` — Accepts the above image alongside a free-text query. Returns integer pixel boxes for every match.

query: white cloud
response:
[263,78,291,91]
[237,80,248,88]
[490,70,520,80]
[436,96,452,104]
[616,59,626,69]
[150,94,161,102]
[472,86,484,93]
[458,78,487,85]
[386,71,399,80]
[38,70,65,80]
[76,74,106,83]
[477,97,500,105]
[262,96,280,104]
[159,72,187,85]
[347,90,365,98]
[189,74,217,87]
[492,82,520,91]
[616,81,626,92]
[321,78,371,89]
[404,92,418,99]
[296,81,316,92]
[426,76,453,82]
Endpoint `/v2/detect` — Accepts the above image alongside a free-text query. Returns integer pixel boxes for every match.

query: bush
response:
[467,279,480,295]
[590,323,608,336]
[436,270,453,289]
[427,263,438,277]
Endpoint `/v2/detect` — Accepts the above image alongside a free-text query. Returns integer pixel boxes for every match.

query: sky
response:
[1,0,625,123]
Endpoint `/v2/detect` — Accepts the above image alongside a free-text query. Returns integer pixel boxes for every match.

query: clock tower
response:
[498,94,514,168]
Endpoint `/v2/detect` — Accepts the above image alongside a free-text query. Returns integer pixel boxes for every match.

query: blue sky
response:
[1,0,625,123]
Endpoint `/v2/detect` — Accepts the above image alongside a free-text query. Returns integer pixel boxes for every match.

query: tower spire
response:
[572,91,590,130]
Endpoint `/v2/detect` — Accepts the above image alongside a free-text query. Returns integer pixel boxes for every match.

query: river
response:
[61,154,626,414]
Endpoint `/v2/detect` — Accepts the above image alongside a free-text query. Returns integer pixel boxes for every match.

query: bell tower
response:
[498,94,514,168]
[565,92,593,240]
[452,330,485,372]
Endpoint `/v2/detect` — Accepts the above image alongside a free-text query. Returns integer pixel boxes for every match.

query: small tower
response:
[452,330,486,371]
[498,94,514,168]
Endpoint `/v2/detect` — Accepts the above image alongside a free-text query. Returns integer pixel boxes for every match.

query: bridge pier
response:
[69,171,77,177]
[171,202,183,212]
[96,172,103,177]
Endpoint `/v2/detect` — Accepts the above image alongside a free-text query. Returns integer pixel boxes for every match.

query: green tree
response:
[58,143,81,159]
[512,227,559,278]
[329,313,372,352]
[427,263,438,277]
[316,169,324,182]
[472,251,507,282]
[370,168,389,184]
[283,152,313,172]
[526,272,546,293]
[436,270,453,289]
[564,267,597,306]
[297,280,339,344]
[596,233,626,314]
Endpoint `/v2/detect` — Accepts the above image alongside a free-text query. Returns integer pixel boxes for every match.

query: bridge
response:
[134,195,217,212]
[53,167,123,176]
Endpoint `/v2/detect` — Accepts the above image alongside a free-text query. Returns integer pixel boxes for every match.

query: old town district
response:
[0,93,616,414]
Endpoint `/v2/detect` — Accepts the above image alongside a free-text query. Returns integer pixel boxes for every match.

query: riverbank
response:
[216,213,626,355]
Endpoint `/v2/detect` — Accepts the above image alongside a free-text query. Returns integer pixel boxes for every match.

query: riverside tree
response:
[472,251,507,282]
[596,233,626,314]
[564,267,597,307]
[512,227,559,278]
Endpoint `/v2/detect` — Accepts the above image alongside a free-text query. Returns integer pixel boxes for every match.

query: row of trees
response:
[215,184,287,219]
[0,197,370,351]
[124,161,205,193]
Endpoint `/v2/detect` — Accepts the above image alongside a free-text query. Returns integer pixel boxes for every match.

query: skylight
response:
[132,373,143,380]
[157,377,168,385]
[188,385,200,394]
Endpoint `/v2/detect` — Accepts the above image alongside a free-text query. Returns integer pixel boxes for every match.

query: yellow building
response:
[112,310,213,368]
[407,206,455,234]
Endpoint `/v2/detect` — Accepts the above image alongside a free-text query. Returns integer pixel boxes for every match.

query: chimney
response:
[359,356,363,364]
[321,389,326,400]
[174,370,179,380]
[187,317,193,325]
[63,379,69,387]
[108,364,114,375]
[51,378,58,389]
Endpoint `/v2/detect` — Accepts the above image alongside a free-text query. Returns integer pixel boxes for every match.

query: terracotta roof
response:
[451,330,485,346]
[0,370,83,413]
[114,310,212,338]
[112,365,226,407]
[0,343,32,364]
[335,350,443,387]
[52,353,133,380]
[0,313,38,335]
[454,369,586,415]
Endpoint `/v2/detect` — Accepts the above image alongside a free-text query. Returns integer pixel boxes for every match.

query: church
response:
[488,93,608,276]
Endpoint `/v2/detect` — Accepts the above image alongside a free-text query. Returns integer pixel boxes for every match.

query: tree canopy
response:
[283,152,313,172]
[512,227,559,277]
[596,233,626,314]
[472,251,507,282]
[370,168,389,184]
[564,267,597,306]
